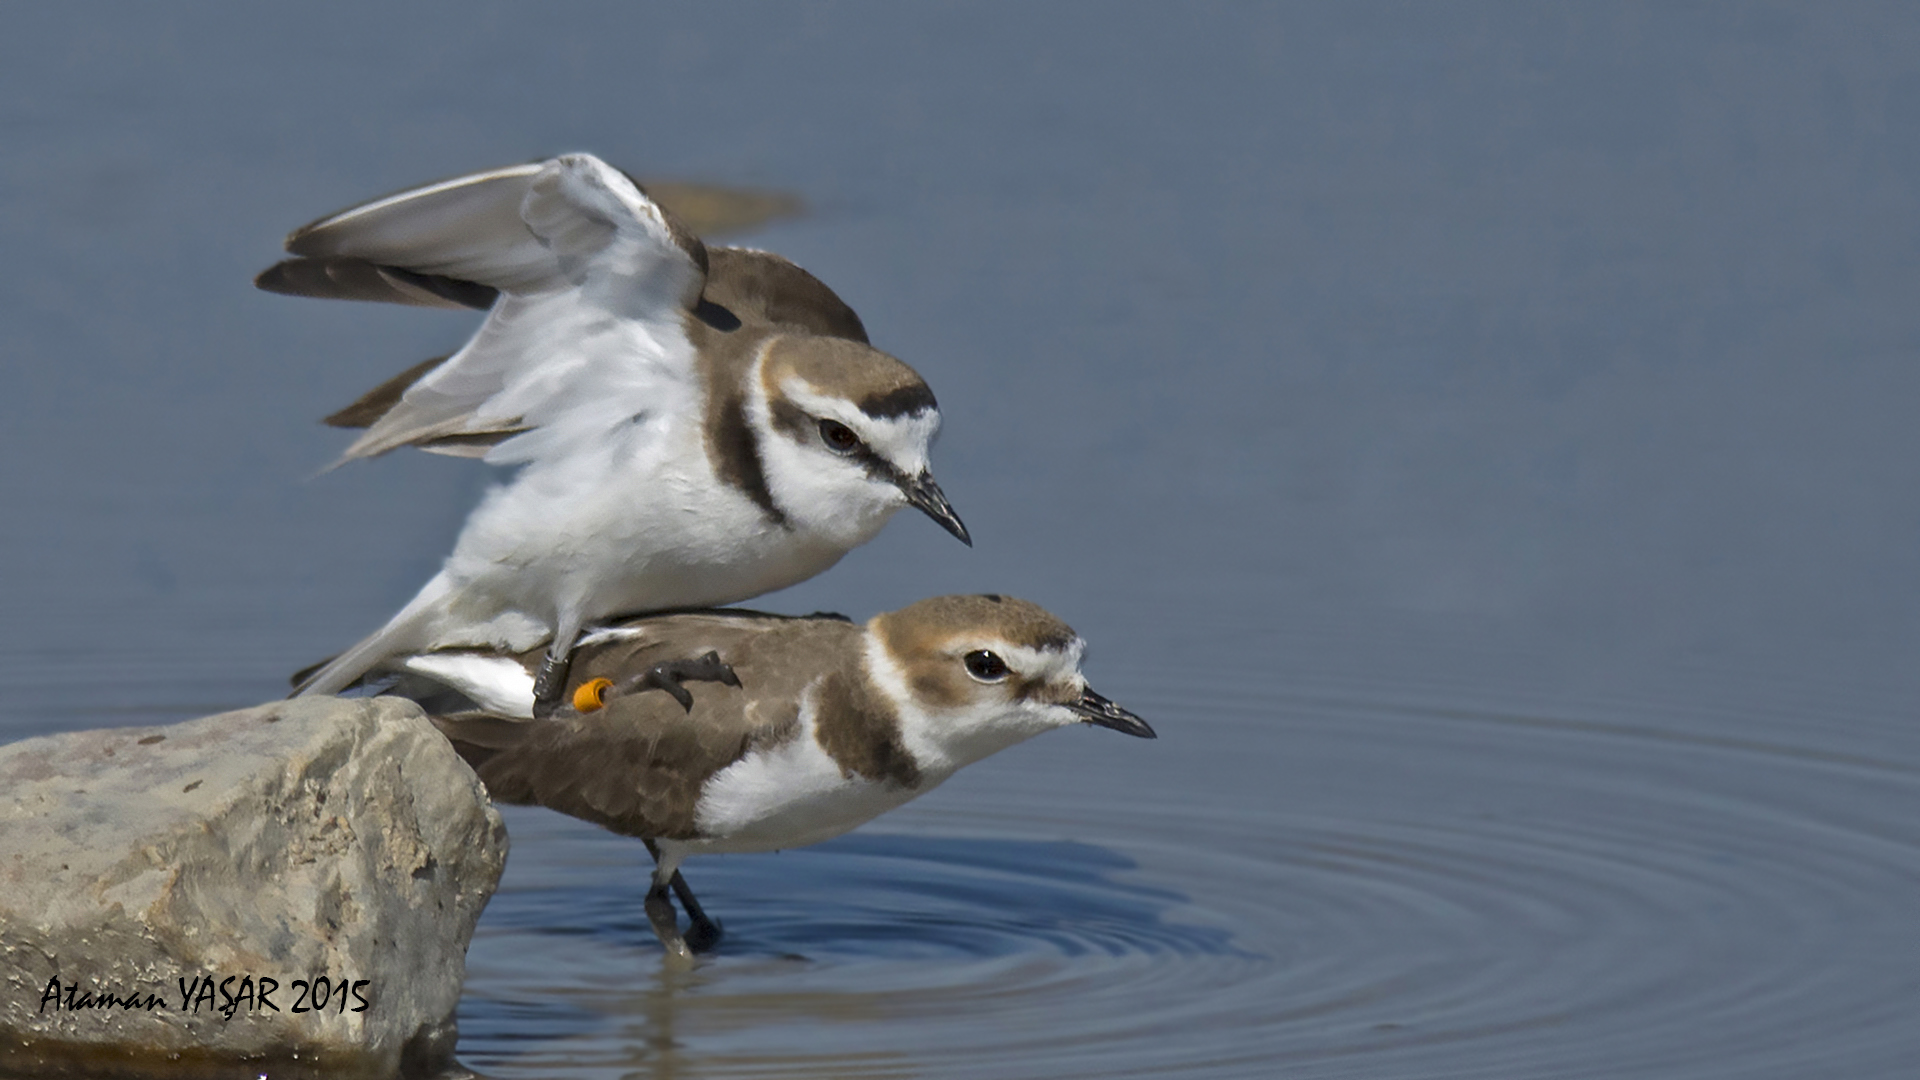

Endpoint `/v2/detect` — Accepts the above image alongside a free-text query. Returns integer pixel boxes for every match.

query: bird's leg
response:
[671,874,724,953]
[645,839,723,953]
[644,875,692,964]
[531,625,584,719]
[613,651,741,712]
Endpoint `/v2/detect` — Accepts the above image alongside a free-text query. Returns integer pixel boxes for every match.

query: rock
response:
[0,697,507,1078]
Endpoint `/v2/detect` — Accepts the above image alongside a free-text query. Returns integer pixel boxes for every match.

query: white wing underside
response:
[391,627,655,716]
[397,653,538,718]
[287,155,707,467]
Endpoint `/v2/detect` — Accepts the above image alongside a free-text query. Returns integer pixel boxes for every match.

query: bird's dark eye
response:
[964,650,1009,682]
[818,418,860,454]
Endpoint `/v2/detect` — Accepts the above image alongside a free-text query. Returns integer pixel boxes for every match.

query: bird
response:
[371,594,1156,961]
[259,153,971,713]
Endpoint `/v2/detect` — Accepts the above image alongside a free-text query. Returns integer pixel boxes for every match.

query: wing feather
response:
[255,257,498,310]
[291,155,710,467]
[285,162,559,292]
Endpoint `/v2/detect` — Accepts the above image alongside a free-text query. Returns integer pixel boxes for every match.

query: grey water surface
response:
[5,4,1920,1078]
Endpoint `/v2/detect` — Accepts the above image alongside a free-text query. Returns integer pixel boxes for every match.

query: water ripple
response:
[456,677,1920,1079]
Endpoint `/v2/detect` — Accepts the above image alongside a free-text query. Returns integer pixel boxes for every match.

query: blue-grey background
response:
[4,5,1918,1078]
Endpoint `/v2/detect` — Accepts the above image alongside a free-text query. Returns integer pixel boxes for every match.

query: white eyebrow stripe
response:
[988,639,1085,685]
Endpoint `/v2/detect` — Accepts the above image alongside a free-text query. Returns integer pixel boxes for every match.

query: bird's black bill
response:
[1067,687,1156,739]
[901,470,972,546]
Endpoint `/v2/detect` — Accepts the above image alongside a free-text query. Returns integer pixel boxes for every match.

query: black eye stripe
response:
[821,420,906,484]
[779,402,904,482]
[859,383,937,419]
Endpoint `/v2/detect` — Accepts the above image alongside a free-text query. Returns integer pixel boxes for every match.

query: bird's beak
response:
[900,470,972,546]
[1066,686,1156,739]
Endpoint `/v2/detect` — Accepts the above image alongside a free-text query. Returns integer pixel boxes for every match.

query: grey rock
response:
[0,697,507,1078]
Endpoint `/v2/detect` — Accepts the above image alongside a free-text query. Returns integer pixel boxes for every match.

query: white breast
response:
[686,680,932,854]
[431,393,843,638]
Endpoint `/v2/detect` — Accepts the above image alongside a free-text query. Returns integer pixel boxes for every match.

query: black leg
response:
[644,878,692,962]
[614,651,741,712]
[674,874,724,953]
[645,839,723,954]
[530,629,582,719]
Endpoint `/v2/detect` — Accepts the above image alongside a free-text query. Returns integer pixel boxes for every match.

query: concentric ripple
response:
[454,667,1920,1080]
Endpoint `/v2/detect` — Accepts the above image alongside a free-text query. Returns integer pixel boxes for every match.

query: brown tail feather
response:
[322,356,449,429]
[255,257,499,310]
[428,714,538,777]
[288,653,341,691]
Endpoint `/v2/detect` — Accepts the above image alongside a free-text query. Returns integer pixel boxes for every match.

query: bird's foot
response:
[615,651,740,712]
[645,883,694,965]
[684,913,724,954]
[645,846,722,954]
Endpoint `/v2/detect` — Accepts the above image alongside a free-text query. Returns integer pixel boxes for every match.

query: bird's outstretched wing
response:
[262,154,711,466]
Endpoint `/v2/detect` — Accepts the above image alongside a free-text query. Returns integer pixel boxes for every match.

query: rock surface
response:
[0,697,507,1078]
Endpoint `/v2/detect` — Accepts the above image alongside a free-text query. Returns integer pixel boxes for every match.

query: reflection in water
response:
[466,964,919,1080]
[458,820,1237,1078]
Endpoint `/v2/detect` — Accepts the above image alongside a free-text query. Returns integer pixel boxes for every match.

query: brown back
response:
[430,611,866,840]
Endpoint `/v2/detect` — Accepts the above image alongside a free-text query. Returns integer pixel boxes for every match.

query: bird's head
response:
[865,594,1154,775]
[750,335,969,549]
